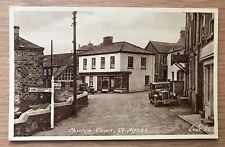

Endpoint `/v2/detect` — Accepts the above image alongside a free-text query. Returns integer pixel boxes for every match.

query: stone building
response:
[14,26,44,113]
[145,30,186,83]
[185,13,215,122]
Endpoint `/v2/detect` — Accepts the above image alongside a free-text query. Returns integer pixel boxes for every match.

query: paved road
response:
[35,91,203,136]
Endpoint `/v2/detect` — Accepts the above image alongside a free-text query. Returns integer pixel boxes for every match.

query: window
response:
[110,56,115,69]
[145,75,150,85]
[61,82,65,88]
[128,56,133,69]
[48,69,51,76]
[70,82,73,87]
[57,68,73,80]
[172,72,174,81]
[141,57,146,69]
[89,76,93,87]
[44,69,47,76]
[162,55,167,65]
[83,58,87,70]
[101,57,105,69]
[115,76,128,89]
[91,58,96,69]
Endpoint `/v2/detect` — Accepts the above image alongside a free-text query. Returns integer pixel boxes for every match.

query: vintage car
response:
[148,82,178,106]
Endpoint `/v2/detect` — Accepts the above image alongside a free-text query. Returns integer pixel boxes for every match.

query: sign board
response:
[54,83,61,87]
[28,87,51,93]
[54,82,61,89]
[171,55,188,64]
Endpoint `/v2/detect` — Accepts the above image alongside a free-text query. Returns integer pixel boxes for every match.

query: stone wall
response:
[15,49,44,113]
[14,92,88,136]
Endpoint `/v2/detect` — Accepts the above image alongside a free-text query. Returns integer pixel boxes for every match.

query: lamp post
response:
[72,11,77,117]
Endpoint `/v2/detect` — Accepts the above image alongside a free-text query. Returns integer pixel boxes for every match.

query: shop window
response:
[115,76,128,89]
[89,76,93,87]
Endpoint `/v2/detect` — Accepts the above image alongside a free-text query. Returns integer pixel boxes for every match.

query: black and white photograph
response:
[9,7,218,140]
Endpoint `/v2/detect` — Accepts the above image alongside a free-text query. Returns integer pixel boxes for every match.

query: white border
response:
[8,6,219,141]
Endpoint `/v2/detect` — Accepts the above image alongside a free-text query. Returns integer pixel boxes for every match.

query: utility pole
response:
[50,40,54,128]
[72,11,77,117]
[51,40,53,79]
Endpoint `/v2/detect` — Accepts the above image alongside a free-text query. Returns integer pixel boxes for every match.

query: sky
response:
[14,8,185,55]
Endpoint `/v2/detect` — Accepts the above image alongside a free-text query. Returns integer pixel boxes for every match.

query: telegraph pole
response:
[51,40,53,79]
[72,11,77,117]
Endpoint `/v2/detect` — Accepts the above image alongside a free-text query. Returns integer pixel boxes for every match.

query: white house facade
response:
[78,36,155,93]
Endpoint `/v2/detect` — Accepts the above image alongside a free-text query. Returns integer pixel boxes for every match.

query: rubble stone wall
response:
[14,92,88,136]
[15,49,44,112]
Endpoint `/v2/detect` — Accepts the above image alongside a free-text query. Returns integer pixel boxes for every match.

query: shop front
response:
[80,71,131,93]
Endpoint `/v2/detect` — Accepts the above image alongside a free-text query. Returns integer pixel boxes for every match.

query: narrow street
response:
[35,91,204,136]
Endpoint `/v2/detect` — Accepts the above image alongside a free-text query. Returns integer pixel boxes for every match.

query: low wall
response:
[14,92,88,136]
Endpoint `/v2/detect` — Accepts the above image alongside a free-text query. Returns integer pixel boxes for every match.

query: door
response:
[102,77,109,91]
[204,64,214,118]
[97,76,102,91]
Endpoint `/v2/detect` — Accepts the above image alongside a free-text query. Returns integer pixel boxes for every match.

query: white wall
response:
[79,52,155,92]
[120,53,155,92]
[79,53,121,73]
[167,53,185,81]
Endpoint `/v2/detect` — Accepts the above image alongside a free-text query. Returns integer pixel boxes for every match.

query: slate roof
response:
[53,65,68,77]
[43,53,74,67]
[145,41,175,54]
[17,37,44,50]
[79,41,155,56]
[145,37,185,54]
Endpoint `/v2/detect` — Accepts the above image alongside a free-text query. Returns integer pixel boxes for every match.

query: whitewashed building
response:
[79,36,155,93]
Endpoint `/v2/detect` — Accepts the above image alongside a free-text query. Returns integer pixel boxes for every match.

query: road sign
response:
[54,83,61,87]
[28,87,51,93]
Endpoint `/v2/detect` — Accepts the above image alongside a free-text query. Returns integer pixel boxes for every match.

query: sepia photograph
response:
[9,7,218,140]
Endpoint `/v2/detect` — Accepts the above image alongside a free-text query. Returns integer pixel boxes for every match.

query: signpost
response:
[50,76,54,129]
[28,76,56,129]
[28,87,51,93]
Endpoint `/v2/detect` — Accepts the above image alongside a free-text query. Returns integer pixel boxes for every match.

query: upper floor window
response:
[141,57,146,69]
[101,57,105,69]
[110,56,115,69]
[162,55,167,64]
[91,58,96,69]
[128,56,133,69]
[83,58,87,70]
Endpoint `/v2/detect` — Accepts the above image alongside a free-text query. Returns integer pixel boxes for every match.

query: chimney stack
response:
[14,26,20,49]
[103,36,113,44]
[180,29,186,40]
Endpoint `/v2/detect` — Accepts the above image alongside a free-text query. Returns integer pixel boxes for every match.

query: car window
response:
[154,84,169,89]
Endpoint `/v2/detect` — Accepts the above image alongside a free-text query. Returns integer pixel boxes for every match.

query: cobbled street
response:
[35,91,204,136]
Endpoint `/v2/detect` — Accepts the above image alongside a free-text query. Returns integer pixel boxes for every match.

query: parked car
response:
[79,83,95,94]
[148,82,178,107]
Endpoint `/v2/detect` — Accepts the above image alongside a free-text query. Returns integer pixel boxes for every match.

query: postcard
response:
[9,7,218,141]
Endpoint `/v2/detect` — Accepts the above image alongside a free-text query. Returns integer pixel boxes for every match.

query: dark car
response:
[148,82,178,107]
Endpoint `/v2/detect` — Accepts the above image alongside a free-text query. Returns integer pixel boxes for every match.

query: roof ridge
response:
[19,37,43,49]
